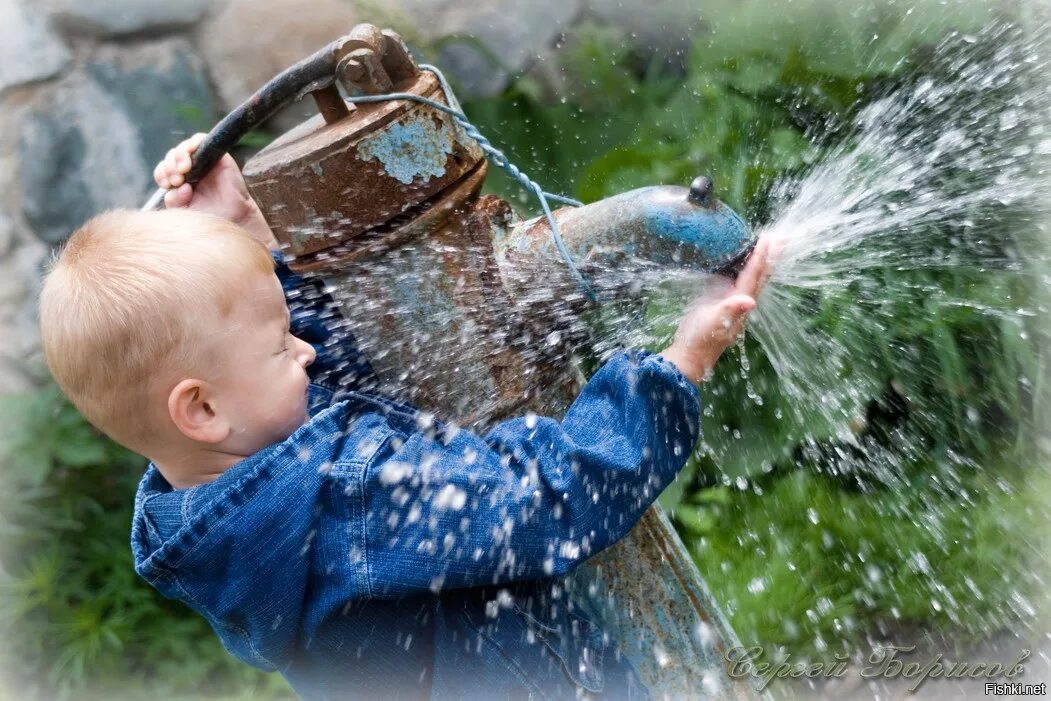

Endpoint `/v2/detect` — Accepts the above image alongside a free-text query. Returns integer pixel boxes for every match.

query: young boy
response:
[39,134,770,700]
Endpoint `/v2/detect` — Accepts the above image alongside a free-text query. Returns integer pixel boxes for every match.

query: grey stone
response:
[0,355,36,395]
[19,78,151,243]
[382,0,584,98]
[19,39,216,244]
[0,236,47,394]
[584,0,704,61]
[198,0,358,117]
[0,214,13,256]
[0,0,71,94]
[86,39,215,170]
[435,43,514,98]
[48,0,210,37]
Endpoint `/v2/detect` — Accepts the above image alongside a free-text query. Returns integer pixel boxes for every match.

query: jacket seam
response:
[462,612,553,701]
[340,422,396,599]
[142,512,161,546]
[357,462,373,600]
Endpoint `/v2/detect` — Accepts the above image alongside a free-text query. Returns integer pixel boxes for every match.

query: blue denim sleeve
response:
[272,251,378,392]
[361,349,701,597]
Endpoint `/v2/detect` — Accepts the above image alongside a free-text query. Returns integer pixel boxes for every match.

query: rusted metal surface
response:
[311,85,351,124]
[244,69,484,259]
[287,159,488,273]
[313,190,580,431]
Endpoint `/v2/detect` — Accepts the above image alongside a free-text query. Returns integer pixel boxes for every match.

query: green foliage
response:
[468,0,1048,480]
[678,463,1050,656]
[0,388,294,700]
[683,263,1050,483]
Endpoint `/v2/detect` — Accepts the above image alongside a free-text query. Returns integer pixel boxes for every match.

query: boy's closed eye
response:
[276,310,292,354]
[276,326,291,354]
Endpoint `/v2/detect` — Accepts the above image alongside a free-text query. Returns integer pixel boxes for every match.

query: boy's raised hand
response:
[660,237,775,384]
[153,133,278,250]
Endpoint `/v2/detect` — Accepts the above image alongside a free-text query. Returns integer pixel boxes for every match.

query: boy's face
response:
[198,269,317,455]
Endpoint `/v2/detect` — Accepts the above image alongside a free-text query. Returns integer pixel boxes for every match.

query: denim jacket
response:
[130,256,701,701]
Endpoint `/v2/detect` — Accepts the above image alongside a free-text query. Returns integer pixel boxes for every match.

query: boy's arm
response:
[355,240,773,597]
[357,348,700,597]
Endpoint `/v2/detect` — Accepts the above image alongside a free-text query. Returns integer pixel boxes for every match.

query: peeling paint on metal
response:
[497,186,754,275]
[355,113,454,184]
[644,199,753,270]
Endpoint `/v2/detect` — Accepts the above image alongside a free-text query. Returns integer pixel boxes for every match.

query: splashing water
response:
[753,24,1049,452]
[284,22,1051,664]
[592,23,1051,494]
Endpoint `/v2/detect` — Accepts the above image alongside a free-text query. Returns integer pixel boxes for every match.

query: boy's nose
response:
[297,337,316,367]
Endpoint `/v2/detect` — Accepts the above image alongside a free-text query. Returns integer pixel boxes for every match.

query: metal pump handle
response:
[143,25,418,210]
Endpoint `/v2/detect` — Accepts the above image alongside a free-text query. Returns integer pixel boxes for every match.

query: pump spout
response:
[494,177,756,308]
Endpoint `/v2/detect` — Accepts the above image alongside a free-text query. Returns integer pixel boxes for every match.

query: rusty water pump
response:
[147,24,758,700]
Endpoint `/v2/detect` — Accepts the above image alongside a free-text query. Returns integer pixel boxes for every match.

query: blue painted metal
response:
[637,189,754,271]
[495,184,756,294]
[355,112,456,184]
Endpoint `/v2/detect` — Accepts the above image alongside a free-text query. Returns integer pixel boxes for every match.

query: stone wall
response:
[0,0,701,394]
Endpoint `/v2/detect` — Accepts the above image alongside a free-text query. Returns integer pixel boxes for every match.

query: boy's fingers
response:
[709,295,755,337]
[722,294,756,318]
[153,161,169,188]
[184,132,206,154]
[768,234,788,265]
[732,245,761,296]
[166,148,185,186]
[734,238,769,297]
[163,183,193,209]
[756,236,782,294]
[174,148,192,174]
[723,295,756,339]
[164,149,179,179]
[718,296,752,330]
[155,134,208,188]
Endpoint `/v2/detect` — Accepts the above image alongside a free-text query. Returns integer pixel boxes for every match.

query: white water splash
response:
[593,23,1050,488]
[745,24,1051,465]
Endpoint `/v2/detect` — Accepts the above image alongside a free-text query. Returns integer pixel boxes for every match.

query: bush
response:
[0,387,294,700]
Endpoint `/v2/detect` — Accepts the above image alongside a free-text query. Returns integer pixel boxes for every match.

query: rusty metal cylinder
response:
[239,23,757,701]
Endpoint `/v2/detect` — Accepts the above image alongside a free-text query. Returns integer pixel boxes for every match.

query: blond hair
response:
[39,208,275,452]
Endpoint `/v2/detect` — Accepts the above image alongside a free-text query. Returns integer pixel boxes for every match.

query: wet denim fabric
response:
[131,255,701,701]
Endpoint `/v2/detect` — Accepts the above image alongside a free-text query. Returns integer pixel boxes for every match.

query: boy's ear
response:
[167,378,230,444]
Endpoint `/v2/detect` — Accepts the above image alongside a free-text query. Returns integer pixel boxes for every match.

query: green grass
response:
[0,387,295,701]
[675,462,1051,657]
